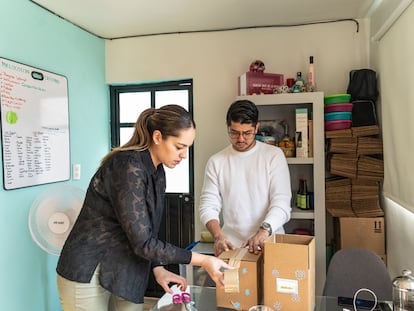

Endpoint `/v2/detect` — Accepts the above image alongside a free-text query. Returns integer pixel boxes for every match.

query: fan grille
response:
[29,184,85,255]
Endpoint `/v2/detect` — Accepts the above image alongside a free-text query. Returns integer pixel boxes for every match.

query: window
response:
[109,79,193,194]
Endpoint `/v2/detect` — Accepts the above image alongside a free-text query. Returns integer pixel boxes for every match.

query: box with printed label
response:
[336,217,385,255]
[238,72,284,95]
[263,234,315,311]
[295,108,309,158]
[216,248,263,311]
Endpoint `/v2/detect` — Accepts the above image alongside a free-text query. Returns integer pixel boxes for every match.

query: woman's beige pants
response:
[57,266,144,311]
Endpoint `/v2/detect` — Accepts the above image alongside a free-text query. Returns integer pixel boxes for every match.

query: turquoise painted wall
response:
[0,1,108,310]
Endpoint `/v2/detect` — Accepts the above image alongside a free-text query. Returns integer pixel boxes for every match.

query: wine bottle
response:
[296,178,309,210]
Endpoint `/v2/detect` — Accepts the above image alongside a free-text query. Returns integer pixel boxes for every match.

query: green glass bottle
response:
[296,178,309,209]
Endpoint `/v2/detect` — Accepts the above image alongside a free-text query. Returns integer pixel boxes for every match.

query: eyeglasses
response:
[228,129,255,139]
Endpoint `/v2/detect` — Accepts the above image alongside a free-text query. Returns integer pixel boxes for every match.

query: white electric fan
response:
[29,184,85,255]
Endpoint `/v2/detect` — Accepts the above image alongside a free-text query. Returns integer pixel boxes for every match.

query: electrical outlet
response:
[73,164,81,180]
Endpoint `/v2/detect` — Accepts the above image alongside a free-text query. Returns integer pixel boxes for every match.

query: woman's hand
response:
[191,252,234,288]
[153,266,187,294]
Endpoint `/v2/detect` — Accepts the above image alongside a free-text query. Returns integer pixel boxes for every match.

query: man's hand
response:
[153,266,187,294]
[213,236,235,256]
[241,229,270,254]
[205,220,236,256]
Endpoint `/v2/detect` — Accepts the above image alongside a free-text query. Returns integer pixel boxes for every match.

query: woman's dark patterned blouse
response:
[56,149,192,303]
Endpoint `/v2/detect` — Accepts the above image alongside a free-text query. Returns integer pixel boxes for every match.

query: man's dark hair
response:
[226,100,259,127]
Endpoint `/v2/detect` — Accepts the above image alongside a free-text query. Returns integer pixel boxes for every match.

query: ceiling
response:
[30,0,378,40]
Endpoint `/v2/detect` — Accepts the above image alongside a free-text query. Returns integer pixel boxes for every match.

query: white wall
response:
[370,1,414,279]
[106,20,370,239]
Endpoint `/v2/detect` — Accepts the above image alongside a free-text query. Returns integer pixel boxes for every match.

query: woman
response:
[57,105,232,311]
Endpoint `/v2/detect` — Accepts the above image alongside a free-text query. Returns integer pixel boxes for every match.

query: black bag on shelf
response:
[352,100,378,127]
[347,69,379,102]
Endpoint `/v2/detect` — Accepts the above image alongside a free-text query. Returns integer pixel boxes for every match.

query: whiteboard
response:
[0,58,70,190]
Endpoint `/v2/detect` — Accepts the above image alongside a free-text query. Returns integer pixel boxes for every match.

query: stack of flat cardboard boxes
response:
[325,125,386,262]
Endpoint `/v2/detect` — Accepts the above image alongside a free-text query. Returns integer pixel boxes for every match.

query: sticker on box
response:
[276,278,299,295]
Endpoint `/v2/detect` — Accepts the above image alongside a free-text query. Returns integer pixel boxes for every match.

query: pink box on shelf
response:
[238,72,284,95]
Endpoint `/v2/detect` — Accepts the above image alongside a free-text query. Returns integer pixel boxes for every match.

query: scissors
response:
[172,292,197,311]
[172,292,191,304]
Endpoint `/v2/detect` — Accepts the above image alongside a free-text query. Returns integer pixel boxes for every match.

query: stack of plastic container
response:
[324,94,353,131]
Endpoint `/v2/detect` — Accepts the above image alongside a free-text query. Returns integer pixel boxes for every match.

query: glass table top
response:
[150,285,392,311]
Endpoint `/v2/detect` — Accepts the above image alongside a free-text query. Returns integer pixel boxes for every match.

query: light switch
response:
[73,164,81,180]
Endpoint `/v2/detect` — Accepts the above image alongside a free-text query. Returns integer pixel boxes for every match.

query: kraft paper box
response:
[216,248,263,310]
[263,234,315,311]
[238,72,284,95]
[336,217,385,255]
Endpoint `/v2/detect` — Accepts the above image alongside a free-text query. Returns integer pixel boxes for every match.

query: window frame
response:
[109,79,194,194]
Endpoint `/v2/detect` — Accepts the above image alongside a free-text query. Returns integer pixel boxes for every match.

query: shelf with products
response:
[237,92,326,295]
[287,157,314,164]
[291,206,314,219]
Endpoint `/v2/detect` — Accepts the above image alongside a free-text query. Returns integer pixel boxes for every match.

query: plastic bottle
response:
[307,56,315,92]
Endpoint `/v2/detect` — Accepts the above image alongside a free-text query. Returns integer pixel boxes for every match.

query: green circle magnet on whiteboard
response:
[6,110,18,124]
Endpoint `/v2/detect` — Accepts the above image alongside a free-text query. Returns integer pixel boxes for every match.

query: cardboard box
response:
[263,234,315,311]
[216,248,263,310]
[295,108,308,158]
[336,217,385,255]
[238,72,284,95]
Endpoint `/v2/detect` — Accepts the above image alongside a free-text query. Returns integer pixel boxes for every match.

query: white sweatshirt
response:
[199,141,292,247]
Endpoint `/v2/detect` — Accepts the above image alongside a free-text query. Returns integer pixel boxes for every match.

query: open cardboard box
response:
[216,248,263,310]
[263,234,315,311]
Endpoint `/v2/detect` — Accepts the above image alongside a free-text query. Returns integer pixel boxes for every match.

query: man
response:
[199,99,292,256]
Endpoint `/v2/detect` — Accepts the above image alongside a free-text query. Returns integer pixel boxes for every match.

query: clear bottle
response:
[307,56,316,92]
[296,178,309,210]
[278,122,295,157]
